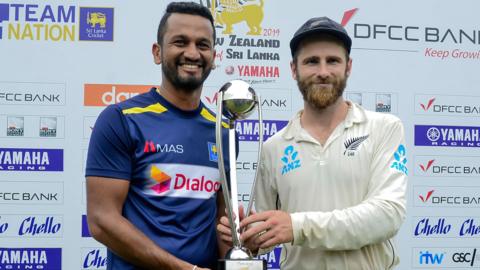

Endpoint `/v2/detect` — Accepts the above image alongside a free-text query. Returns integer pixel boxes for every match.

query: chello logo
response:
[84,84,153,106]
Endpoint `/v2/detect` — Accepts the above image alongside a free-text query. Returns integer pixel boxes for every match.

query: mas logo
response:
[281,145,301,175]
[391,144,408,175]
[0,3,113,41]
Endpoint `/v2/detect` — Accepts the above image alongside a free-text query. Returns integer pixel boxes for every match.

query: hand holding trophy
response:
[215,80,266,270]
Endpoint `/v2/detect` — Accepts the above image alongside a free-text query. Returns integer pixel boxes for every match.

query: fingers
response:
[217,216,233,243]
[239,211,270,228]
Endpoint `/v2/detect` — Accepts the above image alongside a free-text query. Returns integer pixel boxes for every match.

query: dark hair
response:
[157,2,216,45]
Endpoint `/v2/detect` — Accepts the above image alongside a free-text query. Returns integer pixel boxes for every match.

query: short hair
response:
[157,2,216,45]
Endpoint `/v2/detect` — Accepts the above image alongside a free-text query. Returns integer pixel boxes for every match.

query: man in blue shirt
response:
[86,2,229,269]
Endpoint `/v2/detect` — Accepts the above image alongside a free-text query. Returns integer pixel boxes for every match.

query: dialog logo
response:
[0,248,61,269]
[0,148,63,171]
[150,166,172,194]
[84,84,153,107]
[145,164,220,199]
[79,7,114,41]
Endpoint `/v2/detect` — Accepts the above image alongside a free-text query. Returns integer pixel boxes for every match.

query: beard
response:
[296,70,348,110]
[161,54,212,93]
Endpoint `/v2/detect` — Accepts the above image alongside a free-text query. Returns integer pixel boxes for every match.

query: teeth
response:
[182,64,200,69]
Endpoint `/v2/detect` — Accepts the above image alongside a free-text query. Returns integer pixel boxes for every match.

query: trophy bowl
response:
[219,80,258,121]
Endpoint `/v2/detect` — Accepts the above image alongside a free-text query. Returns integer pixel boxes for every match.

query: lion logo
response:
[208,0,264,35]
[87,12,107,28]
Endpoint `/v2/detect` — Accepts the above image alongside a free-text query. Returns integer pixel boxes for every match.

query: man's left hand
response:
[239,210,293,249]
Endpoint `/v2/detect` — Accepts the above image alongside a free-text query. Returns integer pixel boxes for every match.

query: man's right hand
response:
[216,205,260,255]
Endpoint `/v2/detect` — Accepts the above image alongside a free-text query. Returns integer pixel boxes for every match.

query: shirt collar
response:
[282,101,367,141]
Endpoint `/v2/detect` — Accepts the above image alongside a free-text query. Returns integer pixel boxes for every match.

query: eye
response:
[172,39,187,46]
[304,58,319,65]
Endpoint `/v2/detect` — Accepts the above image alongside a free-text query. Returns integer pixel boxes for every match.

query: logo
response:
[420,97,436,111]
[39,117,57,137]
[235,120,287,141]
[143,140,184,154]
[419,190,434,202]
[150,166,172,194]
[414,218,452,236]
[416,94,480,116]
[205,0,265,36]
[146,164,220,199]
[208,142,218,162]
[390,144,408,174]
[82,248,107,269]
[79,7,114,41]
[0,181,63,204]
[414,186,480,207]
[419,159,435,172]
[415,125,480,148]
[375,94,391,112]
[415,155,480,177]
[83,116,97,139]
[0,215,62,237]
[0,82,65,105]
[452,249,477,266]
[236,65,279,78]
[0,3,114,42]
[343,135,369,156]
[6,116,24,136]
[84,84,153,106]
[414,217,480,237]
[419,251,445,265]
[281,145,301,175]
[0,248,61,269]
[0,148,63,171]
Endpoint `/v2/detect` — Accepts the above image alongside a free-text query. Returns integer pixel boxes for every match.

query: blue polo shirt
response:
[86,88,231,269]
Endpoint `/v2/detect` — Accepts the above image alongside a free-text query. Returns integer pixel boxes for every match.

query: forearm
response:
[89,213,193,270]
[291,198,405,250]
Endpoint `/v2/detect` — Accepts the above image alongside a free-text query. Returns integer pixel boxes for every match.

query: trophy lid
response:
[219,80,257,121]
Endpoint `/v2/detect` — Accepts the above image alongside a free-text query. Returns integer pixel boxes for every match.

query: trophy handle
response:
[245,95,263,220]
[216,91,242,248]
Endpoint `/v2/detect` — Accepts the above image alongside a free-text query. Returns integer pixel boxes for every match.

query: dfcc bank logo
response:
[419,190,434,202]
[419,159,435,172]
[420,98,436,111]
[84,84,153,106]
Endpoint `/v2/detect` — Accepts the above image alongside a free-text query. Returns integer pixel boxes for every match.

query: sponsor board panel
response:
[413,216,480,238]
[81,247,107,270]
[0,115,65,138]
[415,155,480,177]
[414,186,480,207]
[0,81,66,106]
[0,148,63,171]
[0,181,63,204]
[412,247,480,268]
[0,247,62,269]
[0,214,63,238]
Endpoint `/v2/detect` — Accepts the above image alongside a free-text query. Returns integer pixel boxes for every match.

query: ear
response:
[152,43,161,65]
[345,58,353,77]
[290,61,298,81]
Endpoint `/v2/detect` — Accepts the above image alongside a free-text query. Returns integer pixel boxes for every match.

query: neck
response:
[300,97,349,144]
[158,80,202,111]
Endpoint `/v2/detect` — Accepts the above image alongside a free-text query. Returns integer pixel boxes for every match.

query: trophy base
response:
[218,259,267,270]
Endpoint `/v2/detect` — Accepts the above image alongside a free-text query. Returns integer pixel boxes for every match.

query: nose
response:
[315,62,330,80]
[183,43,201,61]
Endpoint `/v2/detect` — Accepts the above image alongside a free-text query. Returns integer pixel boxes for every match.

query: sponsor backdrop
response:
[0,0,479,269]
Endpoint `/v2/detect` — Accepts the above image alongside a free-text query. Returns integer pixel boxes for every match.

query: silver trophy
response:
[215,80,266,270]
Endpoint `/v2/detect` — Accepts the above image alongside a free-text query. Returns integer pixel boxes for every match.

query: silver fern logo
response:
[344,135,369,156]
